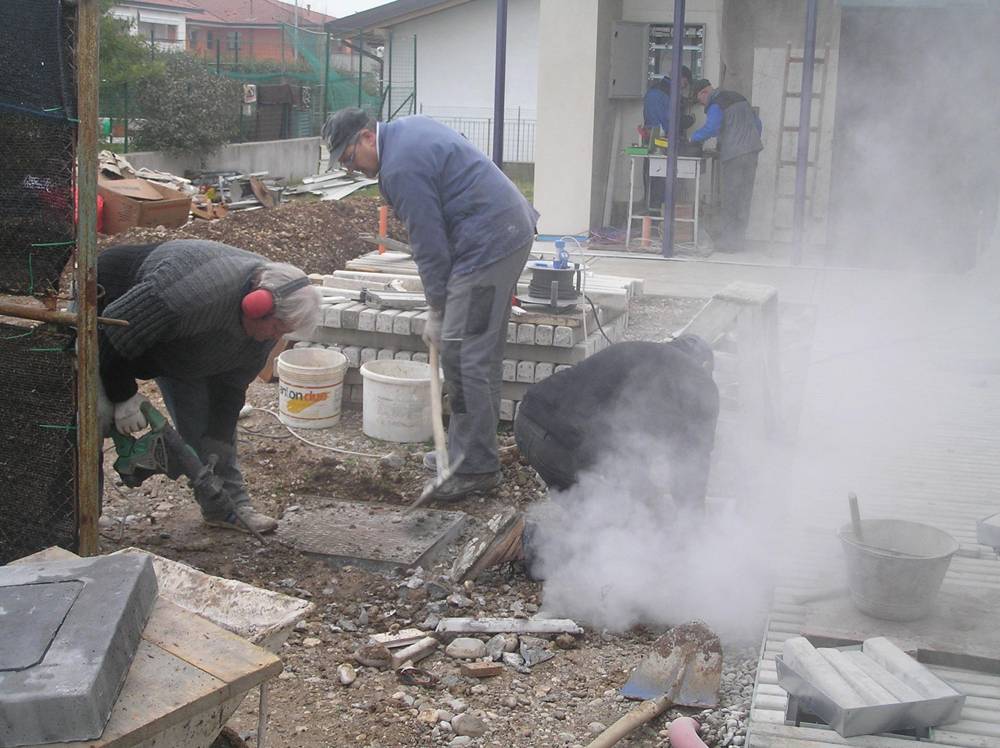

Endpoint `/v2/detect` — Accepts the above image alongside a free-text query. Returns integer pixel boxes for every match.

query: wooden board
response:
[276,499,468,572]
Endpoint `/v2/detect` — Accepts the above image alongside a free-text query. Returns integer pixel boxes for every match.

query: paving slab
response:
[276,499,467,573]
[0,554,157,747]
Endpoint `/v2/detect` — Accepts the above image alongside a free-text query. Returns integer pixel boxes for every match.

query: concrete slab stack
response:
[293,252,643,420]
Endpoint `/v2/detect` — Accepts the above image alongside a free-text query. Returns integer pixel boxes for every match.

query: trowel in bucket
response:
[408,343,463,512]
[587,621,722,748]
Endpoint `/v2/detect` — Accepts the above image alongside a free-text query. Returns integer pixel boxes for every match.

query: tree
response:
[99,0,163,86]
[131,53,242,157]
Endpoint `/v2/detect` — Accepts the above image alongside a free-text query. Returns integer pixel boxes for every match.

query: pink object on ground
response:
[669,716,708,748]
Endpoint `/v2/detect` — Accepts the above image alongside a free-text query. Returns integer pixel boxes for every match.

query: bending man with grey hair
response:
[322,108,539,502]
[97,239,320,534]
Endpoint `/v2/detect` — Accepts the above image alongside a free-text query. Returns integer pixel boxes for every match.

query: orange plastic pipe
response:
[378,205,388,254]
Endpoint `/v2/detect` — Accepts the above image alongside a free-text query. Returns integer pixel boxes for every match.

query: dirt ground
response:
[93,199,759,748]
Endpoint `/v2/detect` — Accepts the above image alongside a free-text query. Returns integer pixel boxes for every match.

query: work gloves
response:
[422,308,443,350]
[113,393,149,434]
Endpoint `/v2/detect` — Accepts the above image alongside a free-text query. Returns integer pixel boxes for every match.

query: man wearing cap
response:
[322,109,539,502]
[690,80,763,253]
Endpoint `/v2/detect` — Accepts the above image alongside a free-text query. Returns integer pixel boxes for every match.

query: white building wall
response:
[534,0,606,234]
[109,4,187,44]
[387,0,539,119]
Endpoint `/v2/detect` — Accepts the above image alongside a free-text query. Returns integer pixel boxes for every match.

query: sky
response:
[301,0,389,19]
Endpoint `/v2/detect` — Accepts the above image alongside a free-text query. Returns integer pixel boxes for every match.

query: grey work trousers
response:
[440,241,532,475]
[719,151,759,253]
[156,376,249,517]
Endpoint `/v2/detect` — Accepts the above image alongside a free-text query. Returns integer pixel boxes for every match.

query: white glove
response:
[114,393,149,434]
[422,309,443,350]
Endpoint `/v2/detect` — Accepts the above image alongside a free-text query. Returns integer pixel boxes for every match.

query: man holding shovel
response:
[322,108,538,502]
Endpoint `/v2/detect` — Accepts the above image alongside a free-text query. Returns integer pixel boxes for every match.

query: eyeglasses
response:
[339,131,362,172]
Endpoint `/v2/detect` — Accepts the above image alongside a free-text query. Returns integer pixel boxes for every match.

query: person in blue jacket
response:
[322,108,539,501]
[690,79,763,253]
[642,66,694,209]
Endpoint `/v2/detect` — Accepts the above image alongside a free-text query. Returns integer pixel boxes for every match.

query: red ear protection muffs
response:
[241,276,311,320]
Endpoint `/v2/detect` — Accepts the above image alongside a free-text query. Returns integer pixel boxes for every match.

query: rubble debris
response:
[444,638,488,660]
[390,636,439,670]
[370,628,426,649]
[337,663,356,686]
[459,661,503,679]
[435,617,584,637]
[353,642,392,669]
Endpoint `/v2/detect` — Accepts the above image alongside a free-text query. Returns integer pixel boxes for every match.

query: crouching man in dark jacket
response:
[96,239,320,535]
[515,335,719,509]
[456,335,719,580]
[322,108,539,502]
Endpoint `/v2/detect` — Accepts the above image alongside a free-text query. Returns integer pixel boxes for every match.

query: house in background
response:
[185,0,333,64]
[109,0,208,50]
[327,0,539,163]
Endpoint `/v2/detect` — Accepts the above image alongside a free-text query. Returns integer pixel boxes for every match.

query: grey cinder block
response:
[342,346,362,367]
[534,362,554,382]
[534,324,554,346]
[499,399,515,421]
[376,309,401,333]
[502,359,517,382]
[377,348,397,360]
[360,347,378,364]
[507,322,517,343]
[412,352,429,363]
[394,350,413,361]
[516,324,536,345]
[358,307,379,332]
[555,364,572,373]
[516,361,536,383]
[553,326,574,347]
[341,303,364,329]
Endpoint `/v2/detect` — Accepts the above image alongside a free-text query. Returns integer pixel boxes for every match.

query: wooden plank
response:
[141,599,281,691]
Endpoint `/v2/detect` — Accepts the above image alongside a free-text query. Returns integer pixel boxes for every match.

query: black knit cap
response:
[692,79,712,96]
[321,107,371,162]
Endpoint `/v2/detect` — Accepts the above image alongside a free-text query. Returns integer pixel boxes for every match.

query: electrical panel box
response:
[609,21,648,98]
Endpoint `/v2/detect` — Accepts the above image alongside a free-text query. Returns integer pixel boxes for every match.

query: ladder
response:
[770,42,831,242]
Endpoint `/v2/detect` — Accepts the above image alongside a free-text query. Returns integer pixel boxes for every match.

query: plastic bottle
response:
[554,239,570,269]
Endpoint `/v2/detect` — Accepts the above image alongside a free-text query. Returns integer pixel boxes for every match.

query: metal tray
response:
[776,648,965,738]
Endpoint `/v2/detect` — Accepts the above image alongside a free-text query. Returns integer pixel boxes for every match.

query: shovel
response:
[587,621,722,748]
[408,343,463,512]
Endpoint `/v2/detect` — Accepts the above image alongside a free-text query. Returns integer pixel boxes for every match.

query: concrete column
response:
[535,0,621,235]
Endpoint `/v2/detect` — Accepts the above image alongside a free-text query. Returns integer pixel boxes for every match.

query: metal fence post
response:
[492,0,508,167]
[662,0,686,258]
[123,81,129,153]
[76,0,101,556]
[357,31,364,108]
[413,35,418,114]
[322,31,331,131]
[216,38,221,74]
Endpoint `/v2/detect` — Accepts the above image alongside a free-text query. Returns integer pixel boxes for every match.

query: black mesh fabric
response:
[0,0,76,118]
[0,324,78,562]
[0,112,76,296]
[0,0,77,297]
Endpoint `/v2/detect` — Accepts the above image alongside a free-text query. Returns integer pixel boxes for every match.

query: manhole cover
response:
[278,499,467,572]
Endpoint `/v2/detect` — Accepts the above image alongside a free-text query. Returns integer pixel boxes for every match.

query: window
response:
[189,29,198,47]
[207,30,215,48]
[227,31,240,51]
[648,24,706,83]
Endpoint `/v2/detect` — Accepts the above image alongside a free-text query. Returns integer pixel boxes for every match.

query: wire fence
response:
[430,116,536,163]
[100,24,386,152]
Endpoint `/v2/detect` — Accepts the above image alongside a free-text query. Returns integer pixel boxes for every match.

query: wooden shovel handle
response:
[428,344,449,477]
[585,693,673,748]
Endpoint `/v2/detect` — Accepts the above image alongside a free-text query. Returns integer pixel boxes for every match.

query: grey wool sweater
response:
[98,240,273,439]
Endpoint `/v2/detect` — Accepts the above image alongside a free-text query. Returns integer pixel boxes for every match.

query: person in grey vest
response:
[322,108,539,502]
[96,240,321,535]
[691,80,763,253]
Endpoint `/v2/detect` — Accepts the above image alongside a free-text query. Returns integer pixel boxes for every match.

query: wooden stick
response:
[429,344,449,477]
[849,492,864,542]
[586,693,674,748]
[390,636,438,670]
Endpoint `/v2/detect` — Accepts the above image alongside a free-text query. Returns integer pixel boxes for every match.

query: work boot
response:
[426,470,501,502]
[203,503,278,535]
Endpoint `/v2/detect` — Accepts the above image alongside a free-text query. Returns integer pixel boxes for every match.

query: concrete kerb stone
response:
[0,555,157,747]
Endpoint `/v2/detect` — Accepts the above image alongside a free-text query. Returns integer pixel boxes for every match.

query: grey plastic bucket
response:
[838,519,959,622]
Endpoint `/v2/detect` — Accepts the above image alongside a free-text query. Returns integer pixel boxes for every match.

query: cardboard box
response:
[98,177,192,234]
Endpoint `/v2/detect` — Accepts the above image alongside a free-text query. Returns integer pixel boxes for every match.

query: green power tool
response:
[110,401,267,541]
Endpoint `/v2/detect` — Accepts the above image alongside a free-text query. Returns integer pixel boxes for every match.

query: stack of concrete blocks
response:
[291,251,643,421]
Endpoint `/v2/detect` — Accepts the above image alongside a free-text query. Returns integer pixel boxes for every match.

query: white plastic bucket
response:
[276,348,348,429]
[359,359,433,442]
